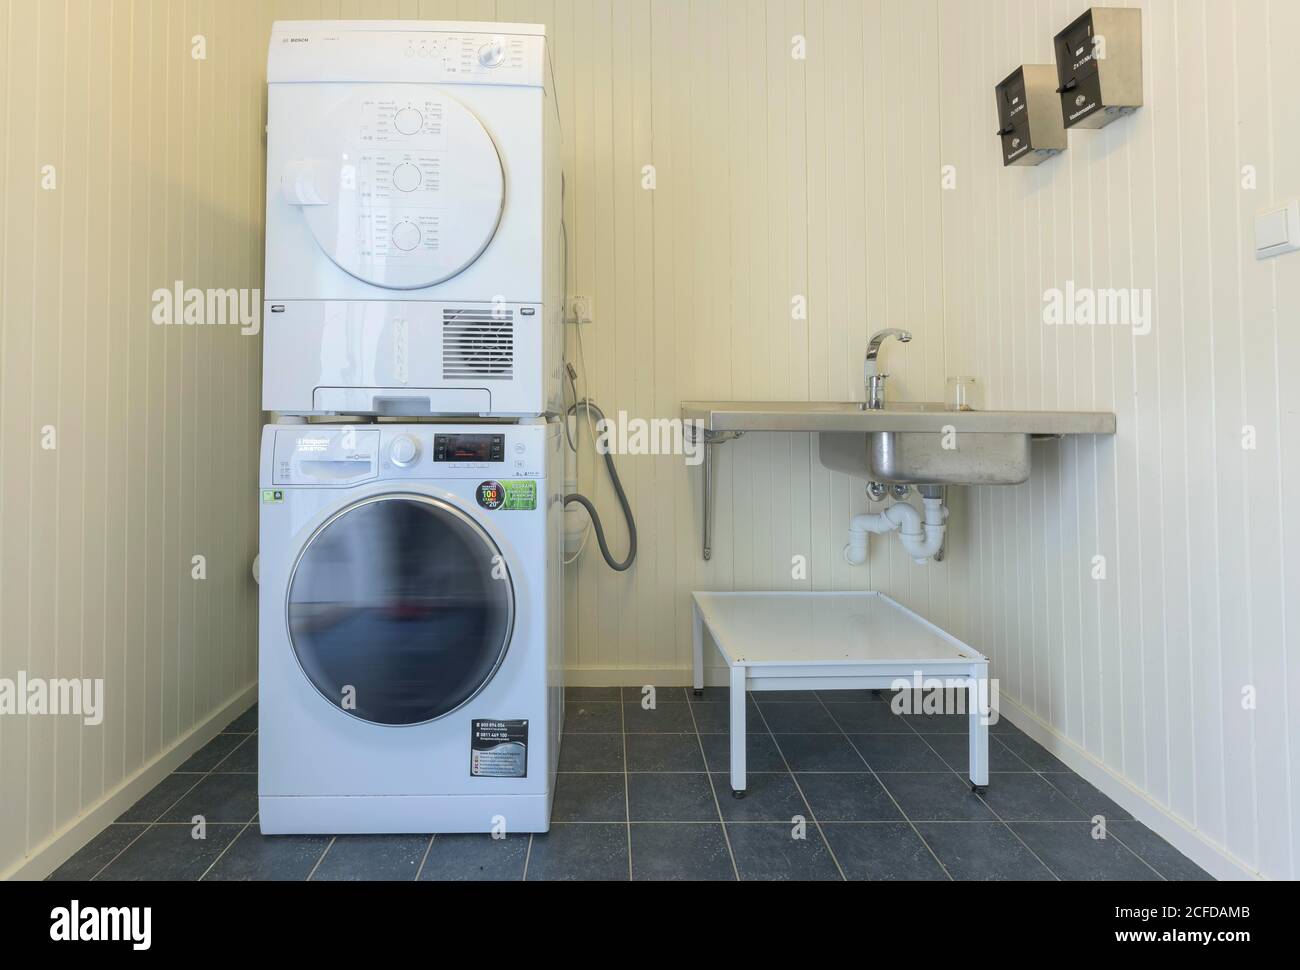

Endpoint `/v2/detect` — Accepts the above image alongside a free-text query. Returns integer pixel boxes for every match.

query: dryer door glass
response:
[287,495,514,725]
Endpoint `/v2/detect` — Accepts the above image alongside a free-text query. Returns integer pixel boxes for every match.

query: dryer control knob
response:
[390,435,421,467]
[392,162,422,193]
[478,40,506,68]
[392,221,422,252]
[393,107,424,136]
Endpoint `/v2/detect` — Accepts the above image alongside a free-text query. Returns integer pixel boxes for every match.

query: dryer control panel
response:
[269,22,546,88]
[272,425,547,485]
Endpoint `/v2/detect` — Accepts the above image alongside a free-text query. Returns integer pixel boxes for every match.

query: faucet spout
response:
[864,328,913,409]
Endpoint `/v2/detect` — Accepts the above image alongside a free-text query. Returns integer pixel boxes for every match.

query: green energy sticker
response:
[476,480,537,511]
[261,489,284,504]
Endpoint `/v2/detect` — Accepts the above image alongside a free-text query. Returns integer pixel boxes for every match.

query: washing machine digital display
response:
[433,434,504,463]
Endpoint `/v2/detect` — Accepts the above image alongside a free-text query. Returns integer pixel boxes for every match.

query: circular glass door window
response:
[286,495,513,725]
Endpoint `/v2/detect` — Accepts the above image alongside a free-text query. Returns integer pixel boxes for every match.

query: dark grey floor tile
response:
[203,829,329,881]
[179,733,245,772]
[552,772,626,822]
[725,823,841,881]
[213,735,258,773]
[563,702,622,734]
[849,734,950,772]
[223,705,258,734]
[795,773,903,821]
[1042,772,1132,821]
[95,823,242,880]
[915,822,1055,881]
[978,773,1090,821]
[989,716,1026,737]
[116,773,203,823]
[622,686,689,704]
[558,733,625,772]
[699,732,788,773]
[1110,820,1213,881]
[630,823,735,881]
[691,703,765,734]
[622,702,695,733]
[159,773,259,824]
[773,734,869,772]
[311,835,430,881]
[756,702,839,733]
[922,733,1030,773]
[995,734,1069,772]
[627,773,719,822]
[825,702,913,733]
[565,686,621,702]
[48,824,148,881]
[713,772,805,821]
[419,834,529,881]
[526,823,628,881]
[878,773,996,821]
[1009,822,1161,880]
[625,734,705,772]
[821,822,948,881]
[752,690,820,702]
[903,712,972,734]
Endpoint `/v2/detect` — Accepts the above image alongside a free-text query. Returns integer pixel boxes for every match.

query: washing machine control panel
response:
[272,427,545,485]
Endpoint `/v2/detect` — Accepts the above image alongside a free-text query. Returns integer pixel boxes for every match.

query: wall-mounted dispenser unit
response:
[995,65,1067,166]
[1053,7,1143,130]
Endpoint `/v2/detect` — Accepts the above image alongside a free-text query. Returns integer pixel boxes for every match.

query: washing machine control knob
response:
[390,435,421,467]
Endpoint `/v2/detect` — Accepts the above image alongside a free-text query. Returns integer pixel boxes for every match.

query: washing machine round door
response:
[283,85,505,290]
[286,494,514,726]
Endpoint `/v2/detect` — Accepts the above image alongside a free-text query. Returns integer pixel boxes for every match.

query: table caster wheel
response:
[731,789,746,799]
[692,688,704,697]
[971,784,988,796]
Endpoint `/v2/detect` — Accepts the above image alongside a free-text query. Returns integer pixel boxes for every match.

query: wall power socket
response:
[566,295,594,324]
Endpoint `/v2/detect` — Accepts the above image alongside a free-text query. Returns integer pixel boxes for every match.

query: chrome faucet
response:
[864,328,912,409]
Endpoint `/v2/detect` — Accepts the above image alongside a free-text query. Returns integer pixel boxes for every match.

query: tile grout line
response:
[521,833,533,882]
[413,834,436,882]
[753,698,847,881]
[197,822,253,881]
[305,837,335,882]
[685,688,741,882]
[818,691,952,881]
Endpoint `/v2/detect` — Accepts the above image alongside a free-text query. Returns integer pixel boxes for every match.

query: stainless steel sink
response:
[818,427,1031,486]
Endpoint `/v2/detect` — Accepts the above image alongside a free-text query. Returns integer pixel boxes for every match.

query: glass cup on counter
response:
[945,376,979,412]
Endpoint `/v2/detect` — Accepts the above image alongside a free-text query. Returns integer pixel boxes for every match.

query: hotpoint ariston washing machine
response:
[257,421,564,834]
[263,20,563,418]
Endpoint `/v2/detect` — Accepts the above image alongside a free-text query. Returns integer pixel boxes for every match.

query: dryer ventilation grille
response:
[442,309,514,380]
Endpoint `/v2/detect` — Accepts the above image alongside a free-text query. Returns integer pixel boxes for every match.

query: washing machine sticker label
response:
[470,720,528,778]
[476,480,537,511]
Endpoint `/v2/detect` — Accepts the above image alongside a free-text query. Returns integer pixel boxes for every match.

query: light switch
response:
[1255,201,1300,260]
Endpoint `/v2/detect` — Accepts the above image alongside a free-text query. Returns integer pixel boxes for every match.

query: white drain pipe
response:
[844,496,948,565]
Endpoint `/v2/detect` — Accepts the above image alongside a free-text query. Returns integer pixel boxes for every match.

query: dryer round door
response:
[282,85,505,290]
[286,494,514,726]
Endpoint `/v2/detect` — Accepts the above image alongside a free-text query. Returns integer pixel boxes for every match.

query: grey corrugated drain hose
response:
[565,399,637,572]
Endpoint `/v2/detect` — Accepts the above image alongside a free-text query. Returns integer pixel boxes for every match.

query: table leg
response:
[692,602,705,696]
[729,665,747,798]
[968,664,989,793]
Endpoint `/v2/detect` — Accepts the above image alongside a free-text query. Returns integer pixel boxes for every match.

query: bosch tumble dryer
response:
[263,21,563,417]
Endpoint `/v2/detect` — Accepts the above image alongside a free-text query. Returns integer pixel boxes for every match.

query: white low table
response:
[691,591,991,797]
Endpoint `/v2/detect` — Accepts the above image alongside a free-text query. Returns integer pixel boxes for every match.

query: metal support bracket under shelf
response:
[687,427,744,560]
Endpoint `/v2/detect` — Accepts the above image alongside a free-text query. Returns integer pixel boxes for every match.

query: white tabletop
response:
[692,591,985,667]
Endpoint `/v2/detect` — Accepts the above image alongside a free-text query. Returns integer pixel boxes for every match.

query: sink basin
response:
[818,428,1031,485]
[680,399,1116,487]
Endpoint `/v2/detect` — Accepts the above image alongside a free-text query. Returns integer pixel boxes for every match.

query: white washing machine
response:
[263,20,564,418]
[257,421,564,834]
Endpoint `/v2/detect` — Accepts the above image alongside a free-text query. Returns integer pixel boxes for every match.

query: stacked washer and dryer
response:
[257,21,566,835]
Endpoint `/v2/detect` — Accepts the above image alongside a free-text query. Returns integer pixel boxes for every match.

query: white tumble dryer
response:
[263,21,563,418]
[257,421,564,834]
